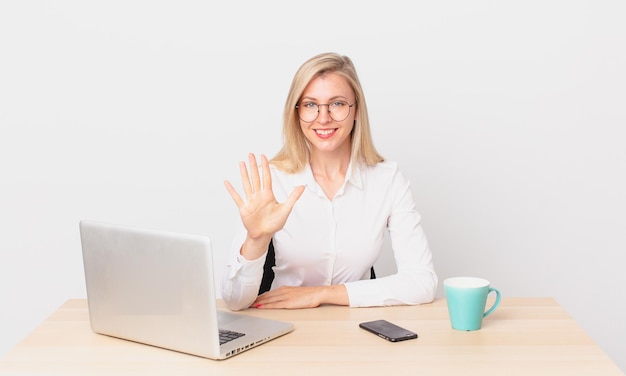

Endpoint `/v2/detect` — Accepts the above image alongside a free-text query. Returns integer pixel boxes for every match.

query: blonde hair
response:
[271,52,384,173]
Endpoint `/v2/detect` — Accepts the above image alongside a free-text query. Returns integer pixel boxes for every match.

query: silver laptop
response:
[79,220,294,360]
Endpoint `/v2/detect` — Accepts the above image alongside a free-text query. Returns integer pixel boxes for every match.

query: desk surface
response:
[0,298,622,375]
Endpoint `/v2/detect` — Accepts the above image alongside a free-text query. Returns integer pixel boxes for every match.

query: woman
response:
[222,52,437,310]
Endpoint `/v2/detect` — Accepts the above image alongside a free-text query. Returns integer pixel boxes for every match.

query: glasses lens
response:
[297,102,319,122]
[329,101,350,122]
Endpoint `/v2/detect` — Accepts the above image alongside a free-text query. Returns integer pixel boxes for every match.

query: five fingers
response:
[224,152,305,222]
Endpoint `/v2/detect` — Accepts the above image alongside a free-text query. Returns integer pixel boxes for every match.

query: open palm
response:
[224,154,305,239]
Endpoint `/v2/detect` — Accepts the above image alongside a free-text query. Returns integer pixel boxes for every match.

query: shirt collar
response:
[290,160,364,194]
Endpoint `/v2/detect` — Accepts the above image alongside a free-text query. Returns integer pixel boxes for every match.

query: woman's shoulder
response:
[374,159,398,169]
[360,159,412,185]
[363,159,400,174]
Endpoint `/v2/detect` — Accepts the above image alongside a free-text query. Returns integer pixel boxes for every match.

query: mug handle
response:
[483,287,501,318]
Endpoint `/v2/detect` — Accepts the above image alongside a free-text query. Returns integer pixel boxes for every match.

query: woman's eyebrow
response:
[300,95,348,102]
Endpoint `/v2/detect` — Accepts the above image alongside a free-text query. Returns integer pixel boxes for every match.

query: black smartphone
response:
[359,320,418,342]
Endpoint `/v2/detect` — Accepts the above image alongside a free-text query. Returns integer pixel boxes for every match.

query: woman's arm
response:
[252,284,349,309]
[221,153,305,310]
[345,166,438,307]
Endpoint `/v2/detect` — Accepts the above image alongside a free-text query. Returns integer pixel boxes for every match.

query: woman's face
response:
[297,72,356,156]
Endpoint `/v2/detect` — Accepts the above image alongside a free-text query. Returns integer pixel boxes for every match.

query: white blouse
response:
[220,160,437,311]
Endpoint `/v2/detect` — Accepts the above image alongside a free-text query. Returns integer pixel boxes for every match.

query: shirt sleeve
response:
[220,228,267,311]
[344,167,438,307]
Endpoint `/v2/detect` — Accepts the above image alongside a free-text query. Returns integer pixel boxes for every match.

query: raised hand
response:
[224,154,305,251]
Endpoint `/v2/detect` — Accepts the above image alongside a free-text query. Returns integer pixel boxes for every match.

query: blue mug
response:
[444,277,501,331]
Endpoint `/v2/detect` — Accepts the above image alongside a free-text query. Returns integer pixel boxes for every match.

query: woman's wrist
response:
[320,284,349,306]
[240,234,272,261]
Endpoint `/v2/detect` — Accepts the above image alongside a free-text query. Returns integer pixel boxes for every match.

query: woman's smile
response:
[314,128,338,138]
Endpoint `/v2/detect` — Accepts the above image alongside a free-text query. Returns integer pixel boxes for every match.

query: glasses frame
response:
[295,101,356,123]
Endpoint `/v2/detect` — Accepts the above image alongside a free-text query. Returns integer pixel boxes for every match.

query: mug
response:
[444,277,501,331]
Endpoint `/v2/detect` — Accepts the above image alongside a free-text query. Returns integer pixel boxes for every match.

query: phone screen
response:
[359,320,418,342]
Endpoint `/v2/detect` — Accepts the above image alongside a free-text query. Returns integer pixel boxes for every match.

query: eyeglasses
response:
[295,100,355,123]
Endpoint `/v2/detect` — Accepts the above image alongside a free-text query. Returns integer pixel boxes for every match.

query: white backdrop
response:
[1,0,625,371]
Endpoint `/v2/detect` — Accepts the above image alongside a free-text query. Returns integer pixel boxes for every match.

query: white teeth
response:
[315,129,335,135]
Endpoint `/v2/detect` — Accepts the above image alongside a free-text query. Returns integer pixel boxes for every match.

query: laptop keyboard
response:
[219,329,245,345]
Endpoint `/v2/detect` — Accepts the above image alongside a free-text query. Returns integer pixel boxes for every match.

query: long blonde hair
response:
[271,52,384,173]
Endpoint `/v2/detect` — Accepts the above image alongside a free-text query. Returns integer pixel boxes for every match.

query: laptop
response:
[79,220,294,359]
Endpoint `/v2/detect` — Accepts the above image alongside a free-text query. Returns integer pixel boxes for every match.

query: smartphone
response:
[359,320,418,342]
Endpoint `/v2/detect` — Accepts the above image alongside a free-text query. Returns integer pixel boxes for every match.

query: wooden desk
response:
[0,298,622,375]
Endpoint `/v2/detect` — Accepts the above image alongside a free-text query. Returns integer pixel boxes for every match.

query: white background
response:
[1,0,625,372]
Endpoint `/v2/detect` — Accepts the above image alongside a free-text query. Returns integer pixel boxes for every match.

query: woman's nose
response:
[317,104,332,123]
